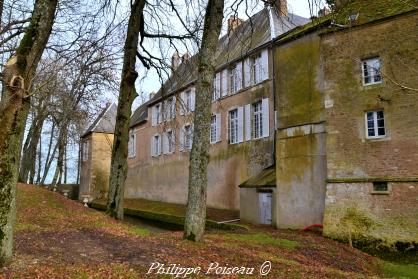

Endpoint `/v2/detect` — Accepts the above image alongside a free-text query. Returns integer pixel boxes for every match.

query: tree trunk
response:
[106,0,145,220]
[52,125,67,187]
[35,131,42,184]
[40,140,58,186]
[21,113,45,183]
[184,0,225,242]
[0,0,58,264]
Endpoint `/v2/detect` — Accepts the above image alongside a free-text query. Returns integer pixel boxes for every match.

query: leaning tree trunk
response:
[184,0,225,242]
[106,0,145,220]
[0,0,58,264]
[51,125,67,187]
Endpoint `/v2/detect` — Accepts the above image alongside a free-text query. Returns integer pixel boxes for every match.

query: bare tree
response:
[0,0,58,264]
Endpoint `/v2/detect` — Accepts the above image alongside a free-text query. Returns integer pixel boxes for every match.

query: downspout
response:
[268,5,277,166]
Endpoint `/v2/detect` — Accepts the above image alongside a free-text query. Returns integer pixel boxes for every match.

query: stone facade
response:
[126,50,275,210]
[79,132,114,201]
[321,11,418,247]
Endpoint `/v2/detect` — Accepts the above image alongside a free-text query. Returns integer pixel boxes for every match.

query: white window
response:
[163,130,175,154]
[210,114,221,144]
[210,115,217,143]
[252,54,263,84]
[164,97,176,121]
[229,63,242,94]
[152,103,162,126]
[229,109,239,144]
[180,89,195,114]
[212,73,221,101]
[362,57,382,85]
[82,140,89,161]
[128,133,136,158]
[183,124,193,150]
[366,110,386,139]
[151,134,161,156]
[253,101,263,139]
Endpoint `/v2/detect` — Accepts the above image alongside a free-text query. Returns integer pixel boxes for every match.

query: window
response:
[366,110,386,139]
[152,134,161,156]
[163,97,175,121]
[185,90,191,111]
[167,130,175,154]
[372,181,389,194]
[252,54,263,84]
[210,115,216,143]
[253,101,263,139]
[373,182,388,192]
[362,57,382,85]
[184,124,192,150]
[229,66,238,94]
[156,104,162,123]
[229,109,238,144]
[128,133,136,158]
[212,74,220,101]
[82,140,89,161]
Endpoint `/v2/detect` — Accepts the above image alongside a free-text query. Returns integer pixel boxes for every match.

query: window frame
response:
[229,65,238,94]
[82,140,89,162]
[253,101,263,139]
[153,134,161,157]
[365,110,386,139]
[184,124,192,150]
[252,53,263,84]
[166,129,175,154]
[229,109,239,144]
[184,90,192,112]
[210,115,217,144]
[128,133,136,158]
[362,57,382,86]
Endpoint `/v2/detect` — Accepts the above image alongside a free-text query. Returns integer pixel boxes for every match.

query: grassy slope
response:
[0,184,413,278]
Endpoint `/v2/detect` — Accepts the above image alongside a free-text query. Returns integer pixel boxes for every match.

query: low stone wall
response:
[323,181,418,252]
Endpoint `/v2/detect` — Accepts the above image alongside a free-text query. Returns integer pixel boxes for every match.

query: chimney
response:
[265,0,288,17]
[182,52,190,63]
[228,16,244,34]
[171,51,180,72]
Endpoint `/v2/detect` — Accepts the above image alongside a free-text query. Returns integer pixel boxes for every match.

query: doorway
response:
[259,192,272,225]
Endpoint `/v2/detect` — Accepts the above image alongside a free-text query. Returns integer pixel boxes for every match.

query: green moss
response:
[225,233,298,249]
[129,227,150,237]
[383,262,418,279]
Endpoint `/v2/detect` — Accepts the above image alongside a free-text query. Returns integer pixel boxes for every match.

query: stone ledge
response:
[327,177,418,183]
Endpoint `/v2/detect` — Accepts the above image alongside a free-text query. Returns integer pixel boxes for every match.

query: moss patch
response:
[225,232,298,249]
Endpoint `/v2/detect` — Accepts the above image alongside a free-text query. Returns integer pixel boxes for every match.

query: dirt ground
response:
[0,184,387,278]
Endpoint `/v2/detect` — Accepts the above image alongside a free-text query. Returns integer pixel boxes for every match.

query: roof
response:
[130,6,309,128]
[275,0,418,44]
[239,165,276,188]
[82,102,117,137]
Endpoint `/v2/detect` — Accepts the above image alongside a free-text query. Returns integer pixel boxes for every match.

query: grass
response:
[383,262,418,279]
[225,232,299,249]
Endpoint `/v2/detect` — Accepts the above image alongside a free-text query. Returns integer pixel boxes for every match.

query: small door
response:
[259,193,272,225]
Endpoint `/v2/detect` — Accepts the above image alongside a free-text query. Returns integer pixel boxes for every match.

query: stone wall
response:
[125,60,275,210]
[322,12,418,247]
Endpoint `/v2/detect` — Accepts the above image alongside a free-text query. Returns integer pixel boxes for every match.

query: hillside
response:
[0,184,413,278]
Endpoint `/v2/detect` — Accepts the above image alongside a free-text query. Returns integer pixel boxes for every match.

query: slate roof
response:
[82,102,117,138]
[130,6,309,128]
[239,165,276,188]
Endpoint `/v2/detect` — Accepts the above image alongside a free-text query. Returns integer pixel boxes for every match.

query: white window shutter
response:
[150,136,155,157]
[216,73,221,99]
[221,69,228,97]
[179,92,185,115]
[237,107,244,143]
[245,104,251,141]
[190,87,196,112]
[261,49,269,81]
[244,58,252,87]
[172,96,176,119]
[162,133,167,154]
[216,113,221,142]
[236,62,243,91]
[262,98,270,138]
[157,135,161,155]
[179,127,184,152]
[151,106,157,126]
[133,134,136,157]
